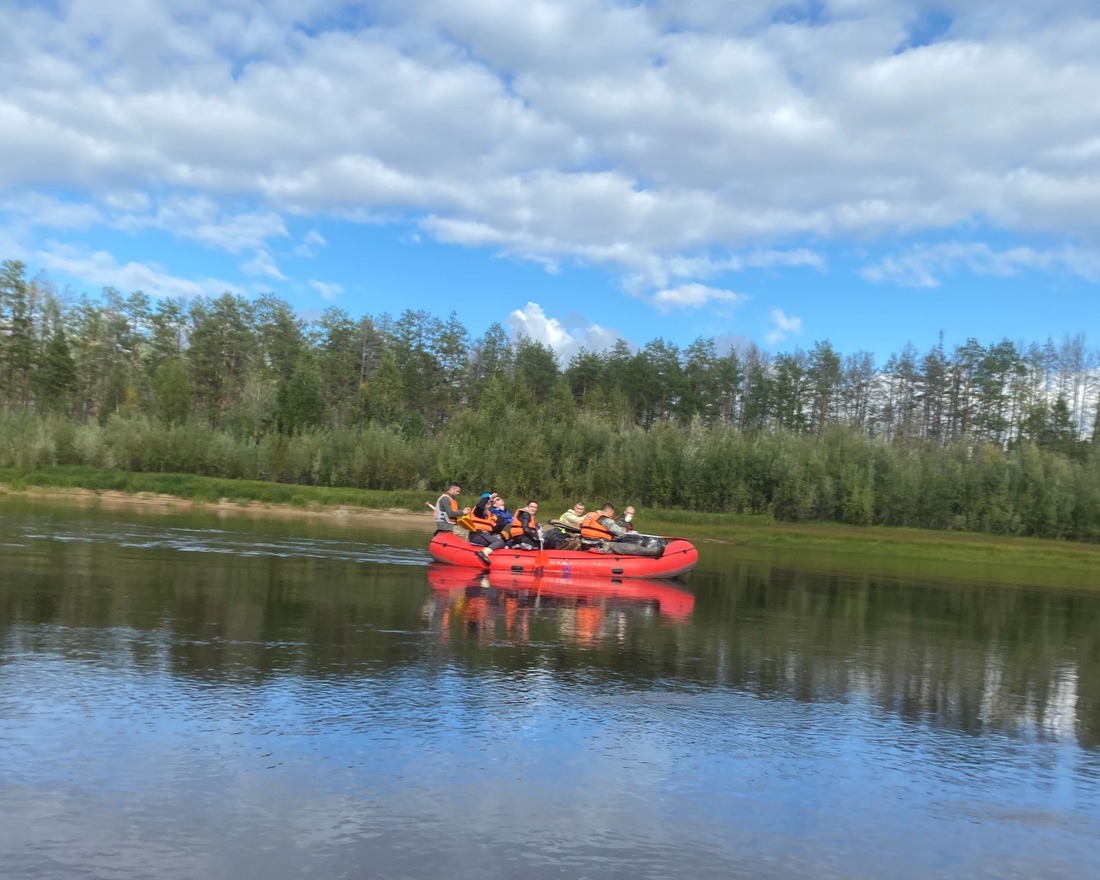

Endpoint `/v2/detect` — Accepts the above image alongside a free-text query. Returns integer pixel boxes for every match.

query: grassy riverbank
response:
[4,465,1100,586]
[0,465,431,512]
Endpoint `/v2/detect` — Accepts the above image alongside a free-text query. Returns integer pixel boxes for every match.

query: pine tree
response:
[33,322,77,414]
[0,260,35,406]
[151,357,192,426]
[362,351,404,425]
[276,357,325,435]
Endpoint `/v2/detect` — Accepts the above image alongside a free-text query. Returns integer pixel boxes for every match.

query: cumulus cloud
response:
[507,302,624,360]
[2,0,1099,313]
[766,308,802,346]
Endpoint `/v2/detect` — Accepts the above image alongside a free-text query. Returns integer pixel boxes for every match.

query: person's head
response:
[601,503,615,516]
[526,499,538,513]
[491,495,505,509]
[571,502,585,516]
[447,482,461,497]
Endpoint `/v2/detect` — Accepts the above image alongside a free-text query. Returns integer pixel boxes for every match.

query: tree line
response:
[2,258,1099,540]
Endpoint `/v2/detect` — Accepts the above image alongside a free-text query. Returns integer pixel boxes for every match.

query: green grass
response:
[639,514,1100,587]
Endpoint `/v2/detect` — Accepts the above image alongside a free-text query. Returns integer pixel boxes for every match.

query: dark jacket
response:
[508,508,540,543]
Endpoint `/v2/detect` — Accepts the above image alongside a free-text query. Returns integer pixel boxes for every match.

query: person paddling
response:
[434,482,467,532]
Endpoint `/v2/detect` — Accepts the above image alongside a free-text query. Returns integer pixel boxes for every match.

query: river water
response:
[1,498,1098,879]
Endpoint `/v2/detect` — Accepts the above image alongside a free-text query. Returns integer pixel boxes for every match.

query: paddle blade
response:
[533,526,546,574]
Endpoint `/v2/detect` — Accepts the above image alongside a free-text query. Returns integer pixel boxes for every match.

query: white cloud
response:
[35,244,234,299]
[622,248,824,294]
[766,308,802,346]
[118,195,288,254]
[0,193,101,229]
[102,191,152,213]
[508,302,575,352]
[0,191,287,256]
[308,279,343,300]
[649,283,747,314]
[241,248,285,279]
[744,249,825,271]
[860,241,1100,287]
[3,1,1100,310]
[507,301,624,360]
[294,228,327,258]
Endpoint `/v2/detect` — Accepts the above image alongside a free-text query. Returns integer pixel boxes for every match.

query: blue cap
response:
[481,493,491,499]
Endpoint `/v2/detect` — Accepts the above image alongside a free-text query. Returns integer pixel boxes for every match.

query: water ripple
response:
[4,503,1100,879]
[16,519,428,566]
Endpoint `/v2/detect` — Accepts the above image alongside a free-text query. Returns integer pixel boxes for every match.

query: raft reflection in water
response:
[425,564,695,647]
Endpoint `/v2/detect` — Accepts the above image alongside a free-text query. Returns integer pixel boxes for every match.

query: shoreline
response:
[5,479,1100,589]
[0,484,433,528]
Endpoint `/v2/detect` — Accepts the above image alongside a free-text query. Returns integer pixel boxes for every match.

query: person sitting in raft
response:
[615,505,636,532]
[580,503,664,556]
[580,503,629,548]
[490,494,514,530]
[558,501,586,529]
[468,492,509,565]
[505,500,541,549]
[434,482,468,532]
[541,500,585,550]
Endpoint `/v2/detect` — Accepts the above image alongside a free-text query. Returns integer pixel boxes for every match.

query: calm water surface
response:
[2,498,1099,879]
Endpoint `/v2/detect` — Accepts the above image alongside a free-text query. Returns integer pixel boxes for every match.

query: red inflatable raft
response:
[427,564,695,621]
[427,530,698,579]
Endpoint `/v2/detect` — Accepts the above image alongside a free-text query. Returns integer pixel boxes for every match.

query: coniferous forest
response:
[2,258,1100,541]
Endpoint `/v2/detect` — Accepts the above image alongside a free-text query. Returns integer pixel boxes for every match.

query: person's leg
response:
[469,531,504,564]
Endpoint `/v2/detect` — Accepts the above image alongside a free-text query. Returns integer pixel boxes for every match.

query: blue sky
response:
[2,0,1099,365]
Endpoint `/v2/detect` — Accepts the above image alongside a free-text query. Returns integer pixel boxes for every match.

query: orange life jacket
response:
[580,511,614,541]
[507,510,538,541]
[468,506,496,532]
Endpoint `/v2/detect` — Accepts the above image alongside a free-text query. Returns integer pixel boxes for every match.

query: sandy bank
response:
[0,484,434,528]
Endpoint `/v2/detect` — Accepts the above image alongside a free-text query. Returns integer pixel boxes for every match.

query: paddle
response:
[533,526,546,575]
